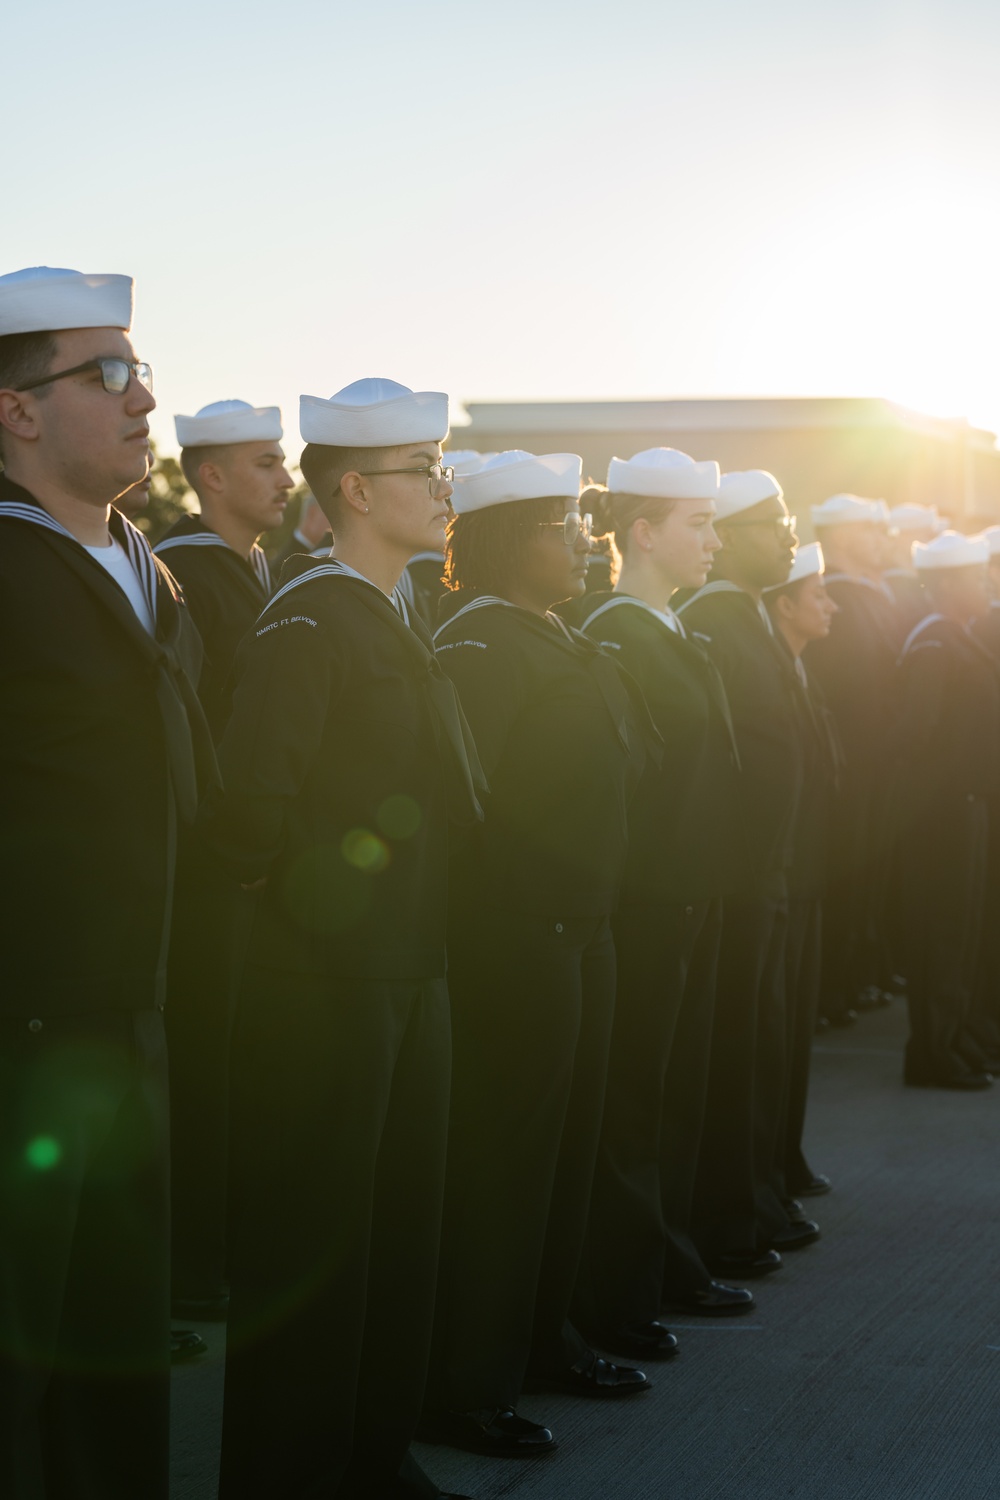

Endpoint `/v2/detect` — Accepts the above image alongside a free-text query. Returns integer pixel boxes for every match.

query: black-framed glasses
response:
[357,462,455,497]
[534,511,594,546]
[18,357,154,396]
[723,513,797,536]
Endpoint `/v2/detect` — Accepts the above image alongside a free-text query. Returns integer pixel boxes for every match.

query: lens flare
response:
[26,1135,62,1171]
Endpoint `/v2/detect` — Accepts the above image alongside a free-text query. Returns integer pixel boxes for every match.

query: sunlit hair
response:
[583,482,677,585]
[0,330,57,462]
[445,494,566,596]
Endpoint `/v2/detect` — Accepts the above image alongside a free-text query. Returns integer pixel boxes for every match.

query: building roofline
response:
[458,395,996,448]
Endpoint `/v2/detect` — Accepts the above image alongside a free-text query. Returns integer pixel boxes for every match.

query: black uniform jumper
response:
[153,516,273,1304]
[893,613,1000,1085]
[884,568,928,637]
[676,581,804,1255]
[970,606,1000,1057]
[427,594,653,1412]
[777,650,840,1194]
[569,591,744,1332]
[0,476,213,1500]
[200,558,483,1500]
[805,575,902,1014]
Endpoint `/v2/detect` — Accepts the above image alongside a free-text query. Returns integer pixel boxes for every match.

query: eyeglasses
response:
[18,357,154,396]
[534,511,594,546]
[357,462,455,497]
[723,514,797,537]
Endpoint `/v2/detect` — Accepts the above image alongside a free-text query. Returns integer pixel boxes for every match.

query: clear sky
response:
[7,0,1000,459]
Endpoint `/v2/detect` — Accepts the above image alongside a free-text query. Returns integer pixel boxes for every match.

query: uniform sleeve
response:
[198,612,346,881]
[435,628,528,782]
[894,642,946,762]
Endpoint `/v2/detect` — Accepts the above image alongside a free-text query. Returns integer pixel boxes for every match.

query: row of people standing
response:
[0,253,824,1498]
[4,259,991,1500]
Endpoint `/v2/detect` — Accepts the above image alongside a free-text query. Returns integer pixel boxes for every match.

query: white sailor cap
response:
[715,469,783,522]
[887,503,940,533]
[175,400,283,448]
[300,377,449,448]
[606,447,720,501]
[445,449,496,477]
[451,450,583,515]
[811,494,885,528]
[0,265,133,335]
[763,542,825,592]
[976,525,1000,558]
[912,530,989,571]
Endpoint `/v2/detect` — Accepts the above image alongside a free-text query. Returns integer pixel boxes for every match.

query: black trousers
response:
[218,967,451,1500]
[427,913,616,1412]
[164,845,254,1298]
[968,870,1000,1060]
[692,872,789,1256]
[575,899,721,1335]
[783,898,822,1194]
[0,1010,170,1500]
[900,798,989,1083]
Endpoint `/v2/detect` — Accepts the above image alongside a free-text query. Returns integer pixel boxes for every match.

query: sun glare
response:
[717,158,1000,434]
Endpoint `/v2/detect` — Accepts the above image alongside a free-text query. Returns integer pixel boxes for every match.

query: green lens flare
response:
[26,1135,62,1171]
[341,829,390,874]
[376,794,422,840]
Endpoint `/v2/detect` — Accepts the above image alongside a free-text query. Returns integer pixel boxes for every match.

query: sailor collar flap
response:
[436,592,663,767]
[0,477,216,820]
[263,562,487,825]
[155,517,272,597]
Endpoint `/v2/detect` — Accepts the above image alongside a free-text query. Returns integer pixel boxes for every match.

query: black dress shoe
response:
[770,1217,820,1250]
[664,1281,755,1317]
[791,1173,832,1197]
[171,1293,230,1322]
[417,1408,557,1458]
[590,1320,679,1360]
[526,1349,650,1397]
[905,1071,993,1091]
[706,1248,783,1279]
[170,1328,208,1363]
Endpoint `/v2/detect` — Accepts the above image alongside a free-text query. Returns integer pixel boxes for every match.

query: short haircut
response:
[0,330,57,462]
[180,443,232,498]
[300,442,396,528]
[445,495,562,596]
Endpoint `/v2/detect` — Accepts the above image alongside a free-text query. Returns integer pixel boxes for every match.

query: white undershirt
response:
[84,536,155,635]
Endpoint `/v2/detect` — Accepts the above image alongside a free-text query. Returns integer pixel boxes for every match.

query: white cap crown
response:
[445,449,496,477]
[606,447,720,501]
[716,469,783,522]
[913,530,989,571]
[976,525,1000,558]
[887,503,940,533]
[0,265,133,335]
[811,493,885,528]
[452,450,583,515]
[175,400,282,448]
[300,377,448,448]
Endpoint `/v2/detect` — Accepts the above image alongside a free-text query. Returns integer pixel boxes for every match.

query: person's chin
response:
[566,572,588,597]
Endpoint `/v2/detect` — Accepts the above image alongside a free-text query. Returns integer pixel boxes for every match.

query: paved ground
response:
[170,1001,1000,1498]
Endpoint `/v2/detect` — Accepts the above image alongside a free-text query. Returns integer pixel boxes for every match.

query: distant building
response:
[455,397,1000,535]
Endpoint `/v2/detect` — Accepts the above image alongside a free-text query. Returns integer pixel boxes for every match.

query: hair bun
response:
[581,483,614,538]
